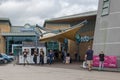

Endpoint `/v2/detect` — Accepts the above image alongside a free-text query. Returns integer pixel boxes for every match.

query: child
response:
[99,51,105,70]
[66,53,70,64]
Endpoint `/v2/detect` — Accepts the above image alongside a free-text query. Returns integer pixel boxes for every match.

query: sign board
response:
[75,34,93,43]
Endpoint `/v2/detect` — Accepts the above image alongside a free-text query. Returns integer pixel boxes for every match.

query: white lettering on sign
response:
[81,36,93,42]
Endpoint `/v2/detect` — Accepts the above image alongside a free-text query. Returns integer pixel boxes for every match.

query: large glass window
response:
[101,0,110,16]
[47,41,59,51]
[6,36,36,54]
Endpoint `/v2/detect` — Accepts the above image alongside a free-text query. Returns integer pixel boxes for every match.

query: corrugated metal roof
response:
[45,11,97,22]
[1,32,36,36]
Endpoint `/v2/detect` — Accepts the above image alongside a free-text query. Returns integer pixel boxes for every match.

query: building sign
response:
[75,34,93,43]
[80,36,93,42]
[93,55,117,68]
[75,34,81,43]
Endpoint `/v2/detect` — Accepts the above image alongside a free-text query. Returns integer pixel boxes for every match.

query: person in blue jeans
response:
[48,50,54,64]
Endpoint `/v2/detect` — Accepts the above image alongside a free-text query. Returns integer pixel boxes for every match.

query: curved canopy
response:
[40,20,87,42]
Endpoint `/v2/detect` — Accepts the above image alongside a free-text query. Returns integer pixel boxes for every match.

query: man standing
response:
[85,46,94,71]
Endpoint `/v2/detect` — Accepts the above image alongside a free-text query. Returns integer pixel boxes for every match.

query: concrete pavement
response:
[0,63,120,80]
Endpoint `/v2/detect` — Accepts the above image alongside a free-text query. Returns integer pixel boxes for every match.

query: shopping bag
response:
[82,61,87,68]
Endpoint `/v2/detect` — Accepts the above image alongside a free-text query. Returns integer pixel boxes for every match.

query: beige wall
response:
[45,23,70,30]
[0,23,11,53]
[68,40,77,59]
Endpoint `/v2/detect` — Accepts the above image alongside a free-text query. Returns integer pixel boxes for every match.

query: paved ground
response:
[0,63,120,80]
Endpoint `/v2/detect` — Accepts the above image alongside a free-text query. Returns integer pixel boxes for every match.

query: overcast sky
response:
[0,0,98,26]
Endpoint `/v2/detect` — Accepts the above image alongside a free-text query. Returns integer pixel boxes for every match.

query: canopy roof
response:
[40,20,87,42]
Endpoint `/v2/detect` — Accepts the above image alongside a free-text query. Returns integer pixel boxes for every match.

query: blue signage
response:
[75,34,93,43]
[75,34,81,43]
[81,36,93,42]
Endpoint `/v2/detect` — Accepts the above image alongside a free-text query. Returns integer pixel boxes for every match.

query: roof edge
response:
[46,10,97,22]
[43,10,97,27]
[0,18,12,27]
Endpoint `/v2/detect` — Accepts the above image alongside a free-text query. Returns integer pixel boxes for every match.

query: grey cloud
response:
[0,0,98,26]
[62,0,98,5]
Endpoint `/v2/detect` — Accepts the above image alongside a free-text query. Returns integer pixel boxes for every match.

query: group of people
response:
[22,46,105,70]
[23,49,56,65]
[22,48,72,65]
[23,48,44,65]
[84,46,105,71]
[32,48,45,65]
[47,49,71,64]
[61,49,72,64]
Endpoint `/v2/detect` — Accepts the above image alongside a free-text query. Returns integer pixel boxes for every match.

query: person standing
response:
[65,53,70,64]
[23,49,29,66]
[39,48,44,65]
[33,49,38,64]
[99,51,105,70]
[74,51,78,61]
[85,46,94,71]
[48,50,54,64]
[62,49,67,63]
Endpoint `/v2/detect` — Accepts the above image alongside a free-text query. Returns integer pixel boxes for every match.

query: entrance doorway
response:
[12,44,22,56]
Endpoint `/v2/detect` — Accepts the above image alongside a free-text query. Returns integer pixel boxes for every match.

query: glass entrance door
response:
[12,44,22,56]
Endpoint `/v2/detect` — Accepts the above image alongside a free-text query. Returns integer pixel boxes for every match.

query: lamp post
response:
[75,33,81,61]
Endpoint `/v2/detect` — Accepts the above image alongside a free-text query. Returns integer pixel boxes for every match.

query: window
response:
[101,0,110,16]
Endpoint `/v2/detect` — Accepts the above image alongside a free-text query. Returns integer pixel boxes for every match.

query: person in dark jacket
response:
[99,51,105,70]
[23,49,29,66]
[33,49,38,64]
[39,48,44,65]
[85,46,94,71]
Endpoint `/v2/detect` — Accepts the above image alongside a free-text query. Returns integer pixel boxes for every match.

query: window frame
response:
[101,0,110,16]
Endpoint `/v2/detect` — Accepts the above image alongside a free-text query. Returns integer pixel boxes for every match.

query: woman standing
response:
[39,48,44,65]
[99,51,105,70]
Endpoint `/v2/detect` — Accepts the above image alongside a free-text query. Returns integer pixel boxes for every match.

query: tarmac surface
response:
[0,62,120,80]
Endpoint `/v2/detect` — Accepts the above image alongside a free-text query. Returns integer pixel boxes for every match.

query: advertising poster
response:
[93,55,117,68]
